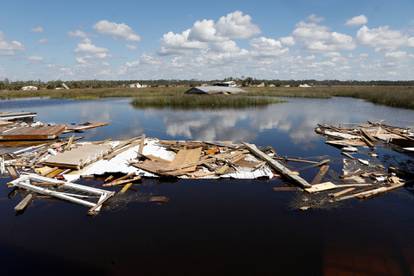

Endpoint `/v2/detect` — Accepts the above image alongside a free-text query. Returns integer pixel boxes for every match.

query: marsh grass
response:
[247,86,414,109]
[131,95,283,109]
[1,85,413,109]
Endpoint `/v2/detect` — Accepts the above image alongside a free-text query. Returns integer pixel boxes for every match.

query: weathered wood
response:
[311,164,329,184]
[361,136,375,148]
[138,134,145,155]
[0,125,66,141]
[336,182,405,201]
[103,176,141,187]
[119,183,133,194]
[330,187,355,198]
[6,166,18,179]
[243,143,311,188]
[14,194,33,212]
[305,182,372,193]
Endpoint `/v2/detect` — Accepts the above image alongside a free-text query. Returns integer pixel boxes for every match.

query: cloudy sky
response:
[1,0,414,81]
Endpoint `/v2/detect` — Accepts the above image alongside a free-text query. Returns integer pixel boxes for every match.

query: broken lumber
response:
[311,164,330,184]
[305,182,372,193]
[14,194,33,212]
[243,142,311,188]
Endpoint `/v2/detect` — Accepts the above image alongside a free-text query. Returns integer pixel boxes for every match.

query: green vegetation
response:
[131,95,282,109]
[0,85,413,109]
[247,86,414,109]
[0,87,187,100]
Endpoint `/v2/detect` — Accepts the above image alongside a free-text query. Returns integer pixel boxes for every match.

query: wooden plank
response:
[43,143,113,169]
[103,176,141,187]
[14,194,33,212]
[305,182,372,193]
[243,142,311,188]
[6,166,19,179]
[311,164,329,184]
[119,183,133,194]
[330,187,355,198]
[159,147,202,175]
[0,125,66,141]
[138,134,145,155]
[336,182,405,201]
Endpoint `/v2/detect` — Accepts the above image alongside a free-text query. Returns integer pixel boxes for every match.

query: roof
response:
[185,86,246,95]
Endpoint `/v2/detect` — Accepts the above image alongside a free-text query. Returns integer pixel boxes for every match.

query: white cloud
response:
[385,51,407,59]
[357,25,414,50]
[293,19,355,52]
[345,15,368,26]
[307,14,324,23]
[188,19,224,42]
[215,11,260,39]
[75,38,109,59]
[94,20,140,41]
[159,29,207,55]
[68,30,87,38]
[38,38,48,44]
[0,31,24,55]
[32,26,44,33]
[280,36,295,46]
[160,11,260,56]
[126,44,137,50]
[28,55,43,62]
[187,11,260,43]
[76,56,88,64]
[250,37,289,57]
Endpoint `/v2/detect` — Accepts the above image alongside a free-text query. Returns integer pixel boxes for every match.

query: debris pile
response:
[0,115,412,215]
[315,121,414,152]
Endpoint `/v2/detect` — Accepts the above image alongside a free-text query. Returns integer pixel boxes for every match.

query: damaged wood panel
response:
[43,143,113,169]
[0,125,66,141]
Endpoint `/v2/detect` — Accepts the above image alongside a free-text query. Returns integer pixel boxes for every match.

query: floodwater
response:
[0,97,414,275]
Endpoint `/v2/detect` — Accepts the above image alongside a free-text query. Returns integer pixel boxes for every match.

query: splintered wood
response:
[134,147,202,176]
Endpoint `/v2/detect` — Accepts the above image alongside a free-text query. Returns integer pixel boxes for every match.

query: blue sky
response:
[1,0,414,80]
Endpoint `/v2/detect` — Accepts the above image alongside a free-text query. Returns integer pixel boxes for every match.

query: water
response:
[0,97,413,275]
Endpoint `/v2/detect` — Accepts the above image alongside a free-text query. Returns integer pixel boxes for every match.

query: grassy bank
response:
[247,86,414,109]
[131,95,282,109]
[0,87,187,100]
[1,85,413,109]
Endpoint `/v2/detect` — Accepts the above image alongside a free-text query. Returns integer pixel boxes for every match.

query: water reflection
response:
[1,97,413,152]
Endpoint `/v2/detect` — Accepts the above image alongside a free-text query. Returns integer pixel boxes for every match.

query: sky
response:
[1,0,414,81]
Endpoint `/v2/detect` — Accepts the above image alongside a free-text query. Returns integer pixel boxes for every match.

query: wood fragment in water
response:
[311,164,330,184]
[14,194,33,212]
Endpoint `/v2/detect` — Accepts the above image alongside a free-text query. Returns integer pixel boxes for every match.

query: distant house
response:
[256,82,265,87]
[299,84,312,88]
[268,84,276,87]
[21,86,38,91]
[185,86,246,95]
[129,82,148,88]
[213,81,237,87]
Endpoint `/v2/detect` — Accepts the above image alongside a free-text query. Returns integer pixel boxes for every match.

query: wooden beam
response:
[14,194,33,212]
[243,142,311,188]
[311,164,329,184]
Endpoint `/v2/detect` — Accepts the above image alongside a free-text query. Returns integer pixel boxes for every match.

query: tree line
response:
[1,78,413,90]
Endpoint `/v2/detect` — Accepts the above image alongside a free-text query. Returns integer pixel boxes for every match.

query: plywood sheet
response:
[43,143,113,169]
[0,125,66,140]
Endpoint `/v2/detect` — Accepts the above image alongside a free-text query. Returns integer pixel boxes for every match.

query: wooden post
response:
[243,143,311,188]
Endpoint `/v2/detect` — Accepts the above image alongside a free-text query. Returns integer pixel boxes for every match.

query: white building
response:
[129,82,148,88]
[21,86,38,91]
[299,84,312,88]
